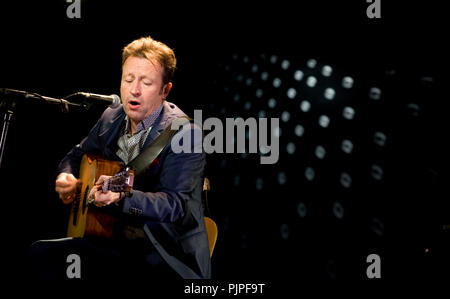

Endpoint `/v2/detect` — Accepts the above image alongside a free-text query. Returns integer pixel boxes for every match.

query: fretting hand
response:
[88,175,124,207]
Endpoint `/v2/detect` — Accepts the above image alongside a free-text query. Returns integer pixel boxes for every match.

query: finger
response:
[93,190,105,206]
[56,181,71,188]
[60,191,75,200]
[55,186,66,194]
[66,175,78,182]
[60,193,75,203]
[56,186,72,193]
[62,193,75,200]
[88,186,100,202]
[95,175,111,185]
[94,198,106,207]
[95,190,116,206]
[56,186,73,195]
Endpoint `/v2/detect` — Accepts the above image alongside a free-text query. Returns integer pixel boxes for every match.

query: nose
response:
[130,81,141,97]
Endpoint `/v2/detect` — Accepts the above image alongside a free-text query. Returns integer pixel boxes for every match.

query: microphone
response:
[77,92,121,108]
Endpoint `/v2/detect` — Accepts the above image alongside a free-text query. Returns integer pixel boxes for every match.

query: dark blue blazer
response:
[58,101,211,279]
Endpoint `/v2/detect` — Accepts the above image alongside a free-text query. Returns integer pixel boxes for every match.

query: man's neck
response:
[128,102,164,135]
[130,121,138,135]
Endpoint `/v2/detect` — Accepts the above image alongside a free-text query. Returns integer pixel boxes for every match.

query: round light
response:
[322,65,333,77]
[341,139,353,154]
[342,106,355,120]
[255,88,263,98]
[287,88,297,99]
[340,172,352,188]
[294,70,304,81]
[371,165,384,180]
[278,172,287,185]
[307,59,317,68]
[256,177,264,190]
[280,224,289,240]
[286,142,296,154]
[295,125,305,137]
[300,100,311,112]
[318,115,330,128]
[324,87,335,100]
[281,111,290,122]
[369,87,381,100]
[333,202,344,219]
[315,145,326,159]
[258,110,266,118]
[305,167,315,181]
[297,202,307,218]
[273,78,282,88]
[342,76,354,89]
[281,59,290,70]
[268,98,277,108]
[306,76,317,88]
[374,131,387,147]
[261,71,269,81]
[270,55,278,64]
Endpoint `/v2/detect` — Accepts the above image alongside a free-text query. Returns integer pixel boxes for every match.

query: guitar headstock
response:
[102,167,134,193]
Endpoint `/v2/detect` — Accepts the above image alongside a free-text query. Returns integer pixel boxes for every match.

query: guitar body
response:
[67,154,124,239]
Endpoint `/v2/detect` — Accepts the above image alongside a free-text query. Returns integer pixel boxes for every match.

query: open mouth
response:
[128,100,141,108]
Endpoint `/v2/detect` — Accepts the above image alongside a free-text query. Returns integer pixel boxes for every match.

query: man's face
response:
[120,56,171,127]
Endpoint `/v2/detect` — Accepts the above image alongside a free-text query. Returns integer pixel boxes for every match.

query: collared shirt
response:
[116,104,163,164]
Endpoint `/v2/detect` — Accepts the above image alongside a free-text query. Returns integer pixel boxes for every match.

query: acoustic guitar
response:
[66,154,218,256]
[67,154,134,239]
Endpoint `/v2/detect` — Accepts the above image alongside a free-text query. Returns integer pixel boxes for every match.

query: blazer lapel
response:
[101,106,127,161]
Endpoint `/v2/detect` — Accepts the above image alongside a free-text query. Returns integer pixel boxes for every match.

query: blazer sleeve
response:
[121,123,205,223]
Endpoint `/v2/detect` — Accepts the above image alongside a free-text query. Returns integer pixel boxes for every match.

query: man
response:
[30,36,211,280]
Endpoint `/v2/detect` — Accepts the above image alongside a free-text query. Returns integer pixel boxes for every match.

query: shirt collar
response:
[124,103,163,135]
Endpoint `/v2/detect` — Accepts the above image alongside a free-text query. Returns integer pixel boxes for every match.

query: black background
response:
[0,0,449,290]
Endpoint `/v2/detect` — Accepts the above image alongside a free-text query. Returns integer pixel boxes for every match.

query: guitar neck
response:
[101,167,134,193]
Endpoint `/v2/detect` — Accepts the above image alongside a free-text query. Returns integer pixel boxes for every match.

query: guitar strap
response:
[126,115,202,279]
[143,225,202,279]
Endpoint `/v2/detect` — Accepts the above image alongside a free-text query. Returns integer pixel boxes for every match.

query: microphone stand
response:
[0,107,13,169]
[0,88,90,169]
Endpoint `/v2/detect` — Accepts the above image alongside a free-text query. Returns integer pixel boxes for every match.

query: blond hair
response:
[122,36,176,85]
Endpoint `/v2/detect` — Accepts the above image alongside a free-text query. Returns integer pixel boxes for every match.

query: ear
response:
[163,82,172,99]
